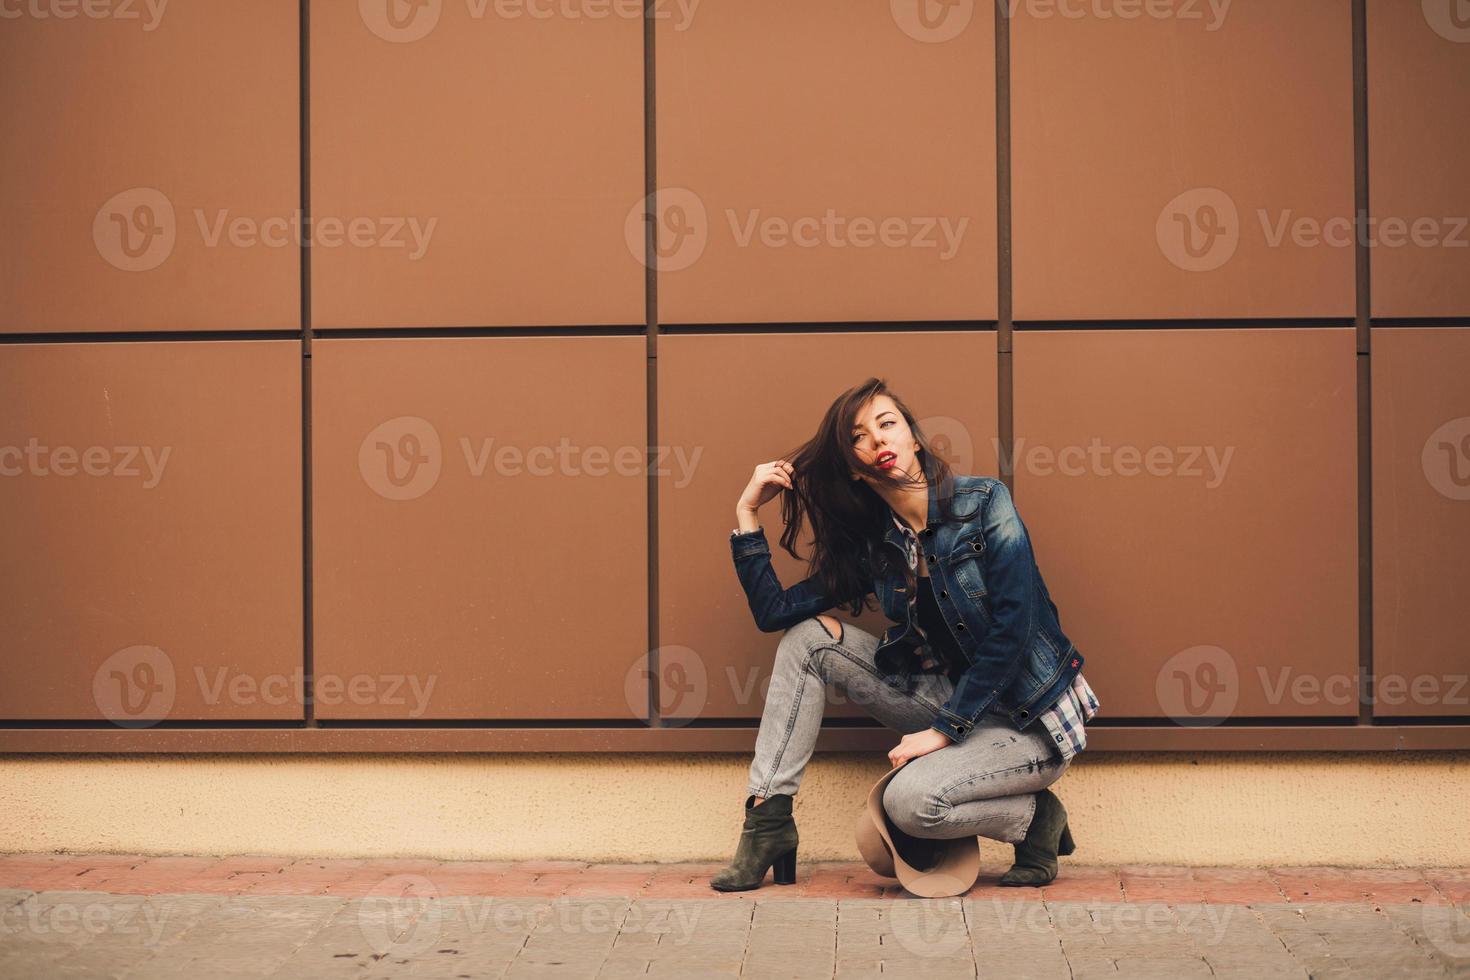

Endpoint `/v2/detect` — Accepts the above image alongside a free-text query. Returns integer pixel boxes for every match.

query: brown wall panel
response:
[311,337,647,720]
[657,331,999,720]
[2,1,1467,755]
[310,4,643,329]
[1011,3,1354,320]
[1367,1,1470,317]
[1371,327,1470,717]
[0,341,303,722]
[0,2,299,333]
[1014,328,1359,721]
[655,1,997,324]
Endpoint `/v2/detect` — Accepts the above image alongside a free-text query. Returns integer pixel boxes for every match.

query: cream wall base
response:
[3,752,1468,867]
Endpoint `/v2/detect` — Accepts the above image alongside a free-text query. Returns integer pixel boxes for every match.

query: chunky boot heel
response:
[999,789,1070,887]
[1058,821,1076,857]
[710,793,800,892]
[772,847,797,885]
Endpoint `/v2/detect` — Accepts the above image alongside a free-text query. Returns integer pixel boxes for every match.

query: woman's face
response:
[848,394,921,487]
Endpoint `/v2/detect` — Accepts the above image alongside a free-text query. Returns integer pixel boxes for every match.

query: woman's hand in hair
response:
[888,727,952,768]
[737,459,795,515]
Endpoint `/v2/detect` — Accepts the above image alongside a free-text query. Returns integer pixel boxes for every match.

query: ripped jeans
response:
[746,616,1072,845]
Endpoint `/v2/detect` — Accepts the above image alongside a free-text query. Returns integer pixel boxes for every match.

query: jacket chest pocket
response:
[943,533,989,601]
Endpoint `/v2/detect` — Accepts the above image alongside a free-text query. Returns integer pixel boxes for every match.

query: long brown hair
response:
[771,377,964,616]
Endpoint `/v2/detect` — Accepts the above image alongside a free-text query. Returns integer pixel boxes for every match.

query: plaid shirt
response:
[1037,670,1100,762]
[889,513,1099,760]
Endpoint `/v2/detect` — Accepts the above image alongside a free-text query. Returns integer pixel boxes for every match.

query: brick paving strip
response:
[2,855,1468,978]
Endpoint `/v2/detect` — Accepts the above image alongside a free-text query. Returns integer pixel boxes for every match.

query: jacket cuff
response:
[929,712,976,743]
[730,526,769,560]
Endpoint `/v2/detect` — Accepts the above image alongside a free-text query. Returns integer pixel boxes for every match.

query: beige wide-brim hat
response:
[855,763,981,899]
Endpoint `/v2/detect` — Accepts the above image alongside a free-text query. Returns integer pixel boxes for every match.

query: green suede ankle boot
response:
[709,793,799,892]
[999,788,1074,887]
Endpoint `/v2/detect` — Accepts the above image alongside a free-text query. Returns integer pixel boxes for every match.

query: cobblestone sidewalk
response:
[2,855,1468,978]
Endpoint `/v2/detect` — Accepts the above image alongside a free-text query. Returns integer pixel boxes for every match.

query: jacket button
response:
[1019,709,1029,718]
[954,622,966,631]
[939,590,948,599]
[923,528,934,538]
[972,541,982,551]
[926,554,935,563]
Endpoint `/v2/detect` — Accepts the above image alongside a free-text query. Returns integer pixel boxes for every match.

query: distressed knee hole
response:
[815,614,843,643]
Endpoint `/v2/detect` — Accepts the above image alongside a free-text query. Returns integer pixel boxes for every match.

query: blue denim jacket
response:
[729,474,1084,744]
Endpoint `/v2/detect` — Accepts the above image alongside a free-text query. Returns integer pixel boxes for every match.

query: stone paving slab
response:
[4,856,1470,977]
[2,889,1469,978]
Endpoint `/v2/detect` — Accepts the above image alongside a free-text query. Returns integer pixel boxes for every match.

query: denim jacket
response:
[729,474,1084,744]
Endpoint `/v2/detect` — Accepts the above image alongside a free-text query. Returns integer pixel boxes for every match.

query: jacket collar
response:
[880,476,944,552]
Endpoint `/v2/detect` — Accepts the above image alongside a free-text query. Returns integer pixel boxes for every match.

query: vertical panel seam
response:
[1353,0,1373,725]
[996,0,1014,492]
[644,0,661,728]
[300,0,315,728]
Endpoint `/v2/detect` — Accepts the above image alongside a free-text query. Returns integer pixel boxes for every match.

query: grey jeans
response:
[746,616,1072,845]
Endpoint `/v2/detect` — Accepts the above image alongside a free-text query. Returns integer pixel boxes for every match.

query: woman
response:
[711,378,1099,893]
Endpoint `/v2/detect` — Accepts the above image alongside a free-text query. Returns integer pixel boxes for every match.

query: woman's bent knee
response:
[882,768,943,837]
[780,615,842,650]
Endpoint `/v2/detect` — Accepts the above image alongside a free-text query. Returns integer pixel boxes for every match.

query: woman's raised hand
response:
[737,459,795,514]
